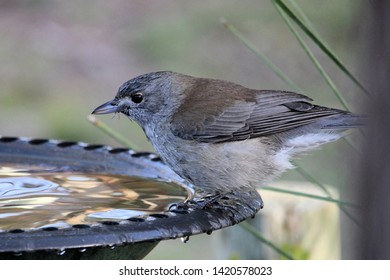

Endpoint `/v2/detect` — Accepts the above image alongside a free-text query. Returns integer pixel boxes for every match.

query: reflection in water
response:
[0,165,190,231]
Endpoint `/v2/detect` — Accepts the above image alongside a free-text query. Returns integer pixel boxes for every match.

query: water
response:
[0,165,191,231]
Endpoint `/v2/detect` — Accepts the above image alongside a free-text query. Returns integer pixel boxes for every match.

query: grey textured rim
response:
[0,136,263,253]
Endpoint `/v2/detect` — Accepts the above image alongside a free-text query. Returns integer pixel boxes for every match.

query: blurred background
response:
[0,0,366,259]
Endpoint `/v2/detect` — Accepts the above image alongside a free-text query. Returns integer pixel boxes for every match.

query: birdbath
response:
[0,136,262,259]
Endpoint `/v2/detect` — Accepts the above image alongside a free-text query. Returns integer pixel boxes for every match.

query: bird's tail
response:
[321,113,365,130]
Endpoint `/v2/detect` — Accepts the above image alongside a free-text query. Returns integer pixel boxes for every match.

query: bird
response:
[92,71,362,208]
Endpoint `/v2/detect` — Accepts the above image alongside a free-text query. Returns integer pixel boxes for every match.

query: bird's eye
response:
[130,92,144,104]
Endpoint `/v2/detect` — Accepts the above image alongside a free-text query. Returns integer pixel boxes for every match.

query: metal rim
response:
[0,136,262,253]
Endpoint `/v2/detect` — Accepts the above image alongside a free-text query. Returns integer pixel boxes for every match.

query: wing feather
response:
[170,88,345,143]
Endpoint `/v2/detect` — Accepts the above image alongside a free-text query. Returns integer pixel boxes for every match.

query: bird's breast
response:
[144,123,286,192]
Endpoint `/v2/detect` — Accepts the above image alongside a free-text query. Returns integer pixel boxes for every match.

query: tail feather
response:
[321,113,365,130]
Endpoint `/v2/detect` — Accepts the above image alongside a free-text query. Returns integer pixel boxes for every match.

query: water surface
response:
[0,165,189,231]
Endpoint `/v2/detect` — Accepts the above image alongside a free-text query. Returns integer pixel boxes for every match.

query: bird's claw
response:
[168,193,228,213]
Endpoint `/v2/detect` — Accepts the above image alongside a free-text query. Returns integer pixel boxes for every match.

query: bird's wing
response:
[170,90,345,143]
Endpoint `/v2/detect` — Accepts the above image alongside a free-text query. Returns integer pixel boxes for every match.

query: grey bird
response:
[92,71,361,205]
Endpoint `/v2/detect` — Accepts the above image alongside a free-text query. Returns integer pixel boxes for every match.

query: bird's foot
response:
[168,192,228,213]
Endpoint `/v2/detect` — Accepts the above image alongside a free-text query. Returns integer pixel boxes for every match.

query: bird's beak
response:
[91,100,120,115]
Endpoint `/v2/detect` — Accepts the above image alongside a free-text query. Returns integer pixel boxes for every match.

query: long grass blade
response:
[272,1,351,111]
[272,0,370,96]
[221,18,303,93]
[288,0,318,35]
[293,162,360,226]
[240,221,294,260]
[88,115,139,150]
[262,186,358,207]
